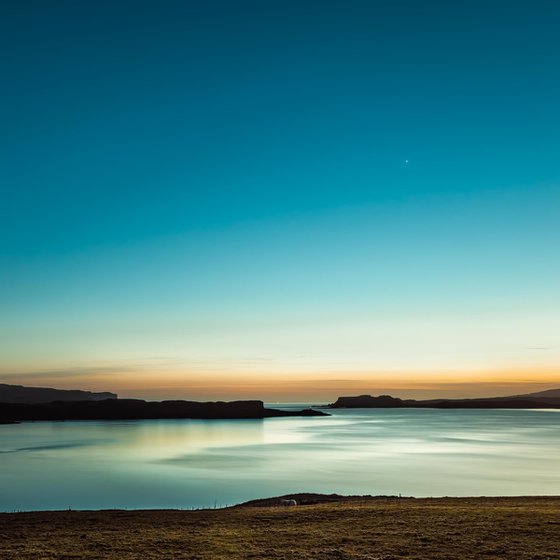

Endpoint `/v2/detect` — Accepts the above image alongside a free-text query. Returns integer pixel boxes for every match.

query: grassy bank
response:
[1,497,559,559]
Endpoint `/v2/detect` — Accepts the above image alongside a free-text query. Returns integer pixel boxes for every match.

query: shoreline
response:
[2,496,559,560]
[4,493,560,514]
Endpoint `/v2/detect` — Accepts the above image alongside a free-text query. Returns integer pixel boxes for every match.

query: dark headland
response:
[0,384,327,423]
[329,389,560,409]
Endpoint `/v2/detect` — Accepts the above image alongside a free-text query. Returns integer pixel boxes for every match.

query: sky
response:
[1,0,559,401]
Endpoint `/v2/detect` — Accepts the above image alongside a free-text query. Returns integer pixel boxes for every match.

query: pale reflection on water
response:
[1,408,559,511]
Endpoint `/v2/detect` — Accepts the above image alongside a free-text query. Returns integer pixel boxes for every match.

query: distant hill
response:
[517,388,560,400]
[0,383,118,404]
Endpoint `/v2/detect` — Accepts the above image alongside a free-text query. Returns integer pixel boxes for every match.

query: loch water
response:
[1,407,559,511]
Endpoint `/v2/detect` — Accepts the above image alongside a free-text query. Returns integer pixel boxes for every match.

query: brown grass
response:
[1,497,559,559]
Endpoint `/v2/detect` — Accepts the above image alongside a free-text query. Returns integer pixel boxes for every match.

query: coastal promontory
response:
[0,396,328,423]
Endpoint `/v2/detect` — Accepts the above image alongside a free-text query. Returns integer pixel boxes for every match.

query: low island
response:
[329,388,560,409]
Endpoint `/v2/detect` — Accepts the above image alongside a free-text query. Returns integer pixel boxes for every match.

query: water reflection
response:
[1,409,559,511]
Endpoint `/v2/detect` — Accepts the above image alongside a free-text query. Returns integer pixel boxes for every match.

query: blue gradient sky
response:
[1,1,559,399]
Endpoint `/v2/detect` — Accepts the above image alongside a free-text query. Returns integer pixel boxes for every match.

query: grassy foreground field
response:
[1,496,559,559]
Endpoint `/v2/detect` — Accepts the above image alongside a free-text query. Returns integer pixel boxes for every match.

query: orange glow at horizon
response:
[3,363,559,402]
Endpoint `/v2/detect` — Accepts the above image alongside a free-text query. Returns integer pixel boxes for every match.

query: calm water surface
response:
[1,408,559,511]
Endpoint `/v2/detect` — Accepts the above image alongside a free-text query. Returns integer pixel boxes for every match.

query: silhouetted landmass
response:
[0,383,117,404]
[330,395,408,408]
[514,388,560,400]
[330,390,560,409]
[0,398,328,423]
